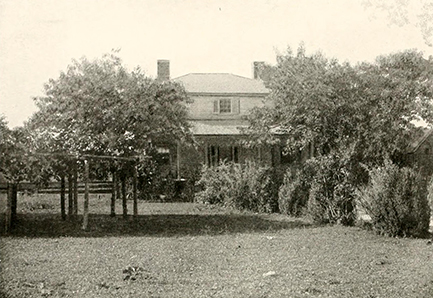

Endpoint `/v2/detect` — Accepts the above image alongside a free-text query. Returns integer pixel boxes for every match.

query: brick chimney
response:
[157,60,170,81]
[252,61,265,80]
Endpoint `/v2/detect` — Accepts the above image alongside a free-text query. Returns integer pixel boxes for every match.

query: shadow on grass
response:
[0,212,312,238]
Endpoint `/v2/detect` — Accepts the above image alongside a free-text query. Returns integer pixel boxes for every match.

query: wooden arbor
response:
[4,153,141,233]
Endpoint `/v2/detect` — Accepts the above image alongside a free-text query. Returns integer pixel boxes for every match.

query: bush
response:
[195,161,279,213]
[278,166,313,216]
[306,154,356,225]
[357,161,431,237]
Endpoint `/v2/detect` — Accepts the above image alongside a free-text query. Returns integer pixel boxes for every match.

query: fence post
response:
[60,175,66,220]
[82,159,90,230]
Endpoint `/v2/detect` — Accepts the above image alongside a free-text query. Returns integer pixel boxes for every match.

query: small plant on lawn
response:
[195,161,278,213]
[357,160,431,237]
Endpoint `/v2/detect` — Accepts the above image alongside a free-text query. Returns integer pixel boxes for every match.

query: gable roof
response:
[173,73,269,95]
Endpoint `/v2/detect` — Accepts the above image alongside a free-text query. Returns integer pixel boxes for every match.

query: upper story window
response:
[213,98,240,114]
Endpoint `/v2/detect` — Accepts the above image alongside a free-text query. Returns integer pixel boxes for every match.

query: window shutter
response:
[232,98,240,114]
[213,99,219,114]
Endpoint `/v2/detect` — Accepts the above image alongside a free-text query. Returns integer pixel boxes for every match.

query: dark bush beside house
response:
[278,165,314,216]
[356,161,431,237]
[305,154,357,226]
[195,161,279,213]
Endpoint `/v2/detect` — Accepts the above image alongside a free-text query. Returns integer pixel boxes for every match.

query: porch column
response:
[204,142,208,166]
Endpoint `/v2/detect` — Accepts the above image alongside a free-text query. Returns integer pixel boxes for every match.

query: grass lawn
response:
[1,193,433,297]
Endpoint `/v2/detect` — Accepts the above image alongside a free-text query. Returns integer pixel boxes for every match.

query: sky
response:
[1,0,433,128]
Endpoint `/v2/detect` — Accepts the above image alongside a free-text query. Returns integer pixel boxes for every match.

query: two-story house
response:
[155,60,283,180]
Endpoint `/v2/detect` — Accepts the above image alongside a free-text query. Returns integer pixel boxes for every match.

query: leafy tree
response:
[29,52,192,159]
[248,47,433,171]
[28,53,192,189]
[248,47,433,224]
[0,116,43,184]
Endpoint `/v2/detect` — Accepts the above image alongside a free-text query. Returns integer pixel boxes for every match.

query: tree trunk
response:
[110,170,116,217]
[68,170,73,216]
[82,160,90,230]
[133,166,138,218]
[122,175,127,219]
[73,161,78,215]
[60,175,66,220]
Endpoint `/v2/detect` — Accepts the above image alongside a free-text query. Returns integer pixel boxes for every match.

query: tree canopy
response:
[248,47,433,168]
[28,53,192,160]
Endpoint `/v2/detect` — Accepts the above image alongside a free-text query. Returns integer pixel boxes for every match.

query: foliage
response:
[0,116,50,184]
[305,152,357,225]
[248,46,433,176]
[363,0,433,46]
[357,160,431,237]
[195,161,278,213]
[27,52,192,185]
[278,165,314,216]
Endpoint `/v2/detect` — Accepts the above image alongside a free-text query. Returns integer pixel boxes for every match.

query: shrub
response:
[195,161,279,213]
[357,161,431,237]
[306,154,356,225]
[278,166,313,216]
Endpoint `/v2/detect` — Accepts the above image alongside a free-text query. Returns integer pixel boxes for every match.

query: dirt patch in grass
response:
[1,194,433,297]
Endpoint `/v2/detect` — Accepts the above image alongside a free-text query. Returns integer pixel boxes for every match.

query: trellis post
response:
[73,161,78,216]
[68,169,73,216]
[60,175,66,220]
[110,170,116,217]
[82,159,90,230]
[133,164,138,218]
[5,183,12,233]
[122,174,127,219]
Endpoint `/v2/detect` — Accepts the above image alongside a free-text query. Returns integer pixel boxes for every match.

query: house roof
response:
[173,73,269,95]
[191,120,249,135]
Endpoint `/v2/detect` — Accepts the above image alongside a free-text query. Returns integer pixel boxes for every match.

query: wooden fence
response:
[0,181,113,194]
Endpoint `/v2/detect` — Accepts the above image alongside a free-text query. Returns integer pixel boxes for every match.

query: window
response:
[213,98,240,114]
[206,145,239,166]
[219,99,231,113]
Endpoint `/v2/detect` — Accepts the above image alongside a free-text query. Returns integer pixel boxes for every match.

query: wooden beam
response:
[110,170,116,217]
[73,161,78,216]
[11,183,17,227]
[68,171,73,216]
[177,141,181,180]
[82,159,90,230]
[122,175,127,219]
[133,166,138,218]
[5,183,12,233]
[60,175,66,220]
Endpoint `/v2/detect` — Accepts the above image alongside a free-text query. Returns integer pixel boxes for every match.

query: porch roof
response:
[191,120,248,136]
